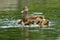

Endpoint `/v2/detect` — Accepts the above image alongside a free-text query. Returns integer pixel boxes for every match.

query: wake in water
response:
[0,19,56,28]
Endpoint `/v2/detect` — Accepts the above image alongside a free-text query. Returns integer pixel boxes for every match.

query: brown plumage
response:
[38,19,49,28]
[18,6,49,28]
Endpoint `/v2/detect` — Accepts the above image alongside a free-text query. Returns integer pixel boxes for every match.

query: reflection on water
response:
[0,18,56,28]
[57,37,60,40]
[0,18,60,40]
[29,30,58,40]
[0,18,20,28]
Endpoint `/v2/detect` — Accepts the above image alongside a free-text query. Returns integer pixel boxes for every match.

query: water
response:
[0,18,55,28]
[0,18,60,40]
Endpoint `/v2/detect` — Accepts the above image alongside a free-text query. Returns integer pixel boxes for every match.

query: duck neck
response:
[24,11,28,17]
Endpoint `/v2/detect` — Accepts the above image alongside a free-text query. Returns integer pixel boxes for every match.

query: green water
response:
[0,0,60,40]
[0,28,23,40]
[0,19,60,40]
[0,26,60,40]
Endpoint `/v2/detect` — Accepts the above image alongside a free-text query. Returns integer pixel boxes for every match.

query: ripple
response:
[0,19,57,28]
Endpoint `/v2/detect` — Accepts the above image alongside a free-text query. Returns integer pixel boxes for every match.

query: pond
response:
[0,18,60,40]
